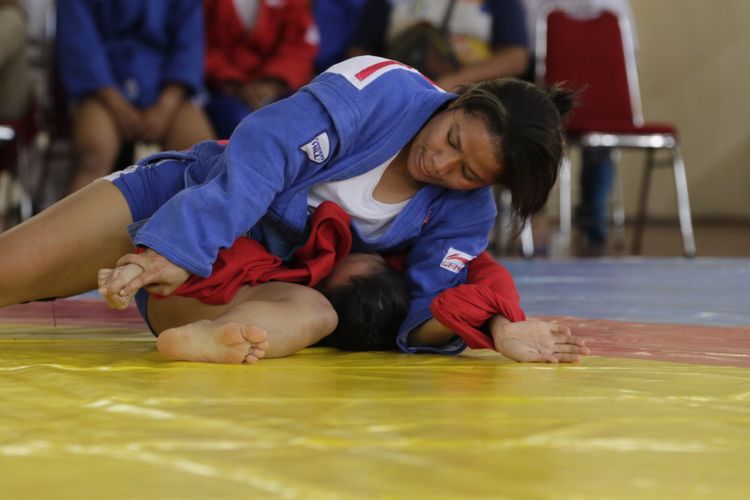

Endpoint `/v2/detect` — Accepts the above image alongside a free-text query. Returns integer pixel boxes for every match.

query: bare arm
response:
[141,83,188,143]
[409,313,590,363]
[436,46,529,91]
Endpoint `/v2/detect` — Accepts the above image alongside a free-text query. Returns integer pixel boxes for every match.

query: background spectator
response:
[0,0,30,122]
[312,0,366,74]
[203,0,319,138]
[349,0,529,91]
[56,0,215,194]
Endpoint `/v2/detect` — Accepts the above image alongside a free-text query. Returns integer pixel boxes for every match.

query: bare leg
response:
[67,98,122,194]
[0,181,134,306]
[150,282,338,363]
[162,101,216,150]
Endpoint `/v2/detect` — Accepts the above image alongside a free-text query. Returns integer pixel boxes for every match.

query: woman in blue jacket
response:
[57,0,215,194]
[0,57,577,364]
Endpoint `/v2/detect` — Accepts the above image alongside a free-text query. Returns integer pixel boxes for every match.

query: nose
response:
[433,150,461,177]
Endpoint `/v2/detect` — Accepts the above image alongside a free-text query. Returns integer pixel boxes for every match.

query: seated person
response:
[203,0,319,138]
[56,0,215,194]
[0,0,29,123]
[312,0,368,74]
[349,0,530,90]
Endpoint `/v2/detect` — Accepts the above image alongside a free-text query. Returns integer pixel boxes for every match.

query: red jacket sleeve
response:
[430,252,526,349]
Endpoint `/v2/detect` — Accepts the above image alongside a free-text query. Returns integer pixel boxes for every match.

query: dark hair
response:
[317,260,410,351]
[450,79,576,219]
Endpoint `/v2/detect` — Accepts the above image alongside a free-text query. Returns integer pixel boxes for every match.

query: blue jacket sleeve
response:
[56,0,115,99]
[396,188,496,355]
[162,0,204,93]
[132,90,338,277]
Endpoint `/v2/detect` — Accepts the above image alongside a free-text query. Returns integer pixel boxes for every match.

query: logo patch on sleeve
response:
[301,132,330,164]
[440,247,475,273]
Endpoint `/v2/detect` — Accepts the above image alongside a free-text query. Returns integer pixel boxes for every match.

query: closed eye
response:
[462,166,480,182]
[452,120,486,184]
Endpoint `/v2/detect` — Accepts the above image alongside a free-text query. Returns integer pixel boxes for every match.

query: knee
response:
[302,288,339,335]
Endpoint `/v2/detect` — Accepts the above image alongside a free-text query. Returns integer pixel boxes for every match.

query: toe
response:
[242,325,268,344]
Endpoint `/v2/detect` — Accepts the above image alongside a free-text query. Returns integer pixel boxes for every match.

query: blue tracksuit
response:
[56,0,204,107]
[129,57,497,354]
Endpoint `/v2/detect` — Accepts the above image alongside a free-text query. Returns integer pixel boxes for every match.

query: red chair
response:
[535,6,696,256]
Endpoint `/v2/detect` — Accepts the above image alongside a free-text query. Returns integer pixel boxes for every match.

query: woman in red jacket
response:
[203,0,319,137]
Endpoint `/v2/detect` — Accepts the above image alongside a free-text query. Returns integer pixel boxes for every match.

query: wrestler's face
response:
[405,109,503,190]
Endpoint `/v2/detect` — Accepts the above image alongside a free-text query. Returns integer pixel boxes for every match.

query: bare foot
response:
[157,321,270,364]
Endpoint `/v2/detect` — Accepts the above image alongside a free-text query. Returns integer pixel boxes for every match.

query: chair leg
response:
[520,217,535,258]
[558,152,572,237]
[492,187,513,254]
[671,145,696,257]
[631,148,655,255]
[610,153,627,251]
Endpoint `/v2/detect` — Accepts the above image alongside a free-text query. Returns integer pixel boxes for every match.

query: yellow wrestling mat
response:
[2,322,750,498]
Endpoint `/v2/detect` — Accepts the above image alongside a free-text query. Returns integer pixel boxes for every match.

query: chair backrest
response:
[535,6,644,130]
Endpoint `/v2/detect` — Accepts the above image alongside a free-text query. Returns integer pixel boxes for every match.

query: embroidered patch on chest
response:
[301,132,330,164]
[440,247,475,273]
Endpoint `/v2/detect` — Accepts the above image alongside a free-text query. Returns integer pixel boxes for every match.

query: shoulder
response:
[316,56,441,93]
[429,187,496,226]
[306,56,454,148]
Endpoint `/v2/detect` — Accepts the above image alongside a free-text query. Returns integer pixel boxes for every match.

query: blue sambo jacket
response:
[133,56,497,354]
[56,0,204,107]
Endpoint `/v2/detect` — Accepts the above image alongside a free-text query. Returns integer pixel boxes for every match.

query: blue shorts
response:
[134,289,156,336]
[106,151,195,222]
[106,151,196,335]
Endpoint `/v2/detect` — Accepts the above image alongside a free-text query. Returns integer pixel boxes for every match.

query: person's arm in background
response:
[436,0,530,90]
[141,0,204,143]
[56,0,143,140]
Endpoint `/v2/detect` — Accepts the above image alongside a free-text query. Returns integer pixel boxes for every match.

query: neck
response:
[373,146,424,203]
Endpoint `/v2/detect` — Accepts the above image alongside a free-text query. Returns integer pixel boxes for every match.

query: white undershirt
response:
[308,153,409,240]
[232,0,259,31]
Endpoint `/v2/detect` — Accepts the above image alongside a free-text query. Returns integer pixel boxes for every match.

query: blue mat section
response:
[503,258,750,327]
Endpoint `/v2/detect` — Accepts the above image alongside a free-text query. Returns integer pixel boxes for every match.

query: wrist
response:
[156,84,186,112]
[96,86,125,110]
[488,314,510,343]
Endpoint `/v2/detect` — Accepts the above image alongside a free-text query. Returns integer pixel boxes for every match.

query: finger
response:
[551,323,572,336]
[553,332,585,345]
[103,266,139,295]
[107,294,132,310]
[120,273,154,297]
[553,343,590,355]
[98,269,113,290]
[101,267,125,295]
[554,353,583,363]
[116,253,145,268]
